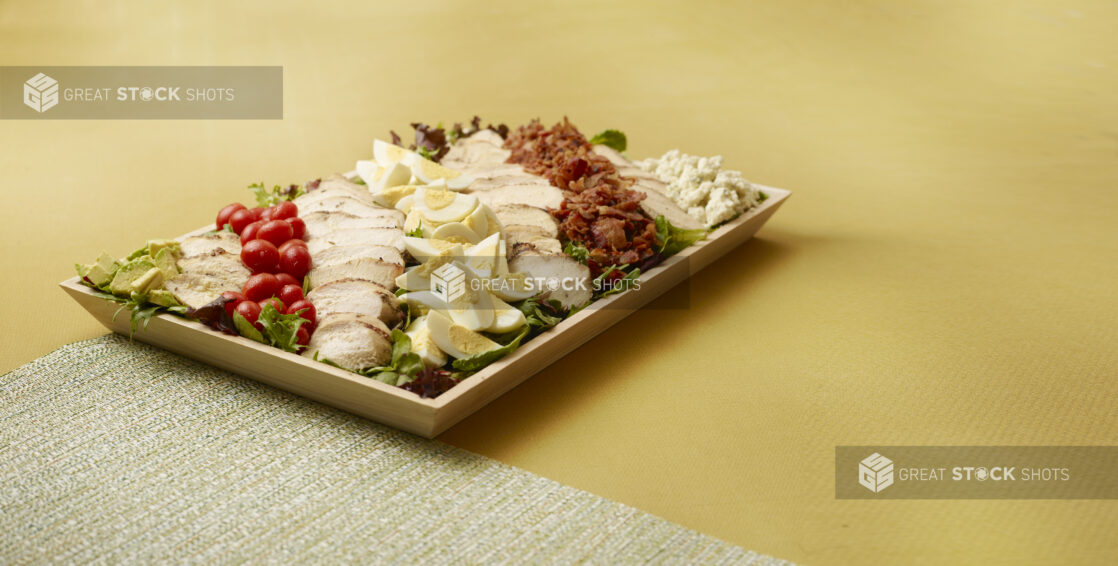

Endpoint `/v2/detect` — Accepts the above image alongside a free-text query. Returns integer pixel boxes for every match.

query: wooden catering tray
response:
[61,185,790,438]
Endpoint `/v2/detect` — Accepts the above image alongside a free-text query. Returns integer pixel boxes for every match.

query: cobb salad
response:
[75,117,766,398]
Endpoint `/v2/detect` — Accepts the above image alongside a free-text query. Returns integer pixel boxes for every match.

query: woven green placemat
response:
[1,335,787,565]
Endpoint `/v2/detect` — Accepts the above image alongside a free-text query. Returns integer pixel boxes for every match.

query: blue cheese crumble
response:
[639,150,761,227]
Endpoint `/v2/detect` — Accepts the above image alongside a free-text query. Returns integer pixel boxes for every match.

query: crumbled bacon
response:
[504,118,660,276]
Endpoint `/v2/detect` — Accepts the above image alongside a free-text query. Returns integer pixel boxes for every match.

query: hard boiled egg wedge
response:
[407,153,474,189]
[484,206,504,237]
[395,265,432,291]
[373,139,411,168]
[461,202,489,238]
[404,236,460,263]
[399,290,449,317]
[447,285,495,332]
[379,184,419,207]
[431,221,481,245]
[371,161,412,193]
[395,244,465,290]
[395,194,415,213]
[490,271,538,302]
[465,233,502,278]
[413,187,478,224]
[425,311,501,359]
[404,315,448,368]
[355,160,379,188]
[488,295,527,334]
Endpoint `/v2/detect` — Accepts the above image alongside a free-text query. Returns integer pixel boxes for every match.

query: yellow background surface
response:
[2,1,1116,564]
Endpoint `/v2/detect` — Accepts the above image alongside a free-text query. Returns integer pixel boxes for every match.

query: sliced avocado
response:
[131,267,164,295]
[148,289,181,308]
[147,239,181,259]
[108,258,156,296]
[94,252,118,273]
[152,247,179,279]
[85,263,115,287]
[77,252,121,287]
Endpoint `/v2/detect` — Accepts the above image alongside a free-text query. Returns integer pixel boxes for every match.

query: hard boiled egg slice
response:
[372,161,412,193]
[403,210,427,236]
[414,188,479,224]
[395,266,432,291]
[395,194,415,213]
[462,203,489,239]
[405,315,448,368]
[356,160,379,188]
[407,153,474,189]
[400,290,449,316]
[405,237,460,263]
[488,294,527,334]
[396,244,466,290]
[380,184,419,207]
[484,206,504,237]
[465,233,502,278]
[447,282,495,332]
[490,271,539,302]
[425,310,501,359]
[373,139,411,168]
[431,221,481,245]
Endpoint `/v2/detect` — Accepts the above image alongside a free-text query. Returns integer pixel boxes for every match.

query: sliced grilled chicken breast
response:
[492,204,559,238]
[308,257,402,291]
[296,196,406,223]
[296,174,408,370]
[300,313,392,370]
[306,279,402,326]
[302,211,401,238]
[473,184,564,210]
[164,250,250,309]
[179,232,241,258]
[312,244,403,268]
[507,249,591,309]
[305,228,405,255]
[506,226,563,255]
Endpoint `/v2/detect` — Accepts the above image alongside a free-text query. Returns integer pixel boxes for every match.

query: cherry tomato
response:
[287,217,306,240]
[295,325,310,349]
[287,300,316,327]
[271,200,298,220]
[248,207,266,222]
[279,244,312,280]
[259,297,285,313]
[240,240,279,274]
[260,206,275,222]
[275,273,301,288]
[234,300,262,326]
[278,284,305,306]
[240,220,264,244]
[216,203,246,231]
[242,272,280,302]
[229,208,255,235]
[277,239,307,256]
[220,291,247,317]
[257,220,294,248]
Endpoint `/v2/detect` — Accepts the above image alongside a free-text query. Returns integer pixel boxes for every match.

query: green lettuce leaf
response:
[588,129,627,152]
[655,215,708,256]
[451,326,529,372]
